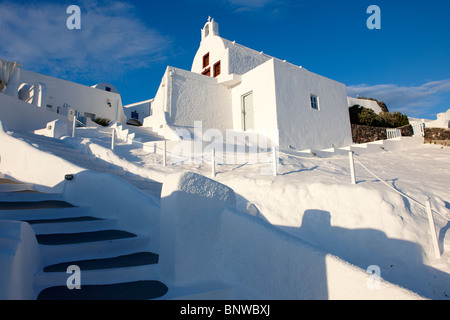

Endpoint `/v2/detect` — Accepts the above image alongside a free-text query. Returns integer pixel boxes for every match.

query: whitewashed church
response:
[142,18,353,151]
[0,18,353,152]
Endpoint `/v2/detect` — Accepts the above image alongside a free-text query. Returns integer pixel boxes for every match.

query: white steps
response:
[0,188,167,300]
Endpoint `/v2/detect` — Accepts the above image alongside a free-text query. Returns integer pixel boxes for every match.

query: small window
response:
[105,87,111,92]
[213,61,221,77]
[310,94,319,110]
[203,53,210,69]
[202,68,211,77]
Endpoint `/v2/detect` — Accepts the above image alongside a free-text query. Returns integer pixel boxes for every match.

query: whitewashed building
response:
[347,97,384,114]
[0,60,126,131]
[123,99,153,126]
[143,18,352,151]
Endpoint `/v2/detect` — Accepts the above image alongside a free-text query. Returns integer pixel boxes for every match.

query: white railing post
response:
[426,198,441,259]
[111,127,115,151]
[272,146,278,177]
[72,116,77,138]
[211,148,216,178]
[349,151,356,185]
[163,140,167,167]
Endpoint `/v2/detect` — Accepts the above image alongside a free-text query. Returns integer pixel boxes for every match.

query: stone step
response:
[34,255,161,289]
[0,199,75,211]
[162,283,233,300]
[11,133,85,155]
[28,217,117,235]
[11,130,71,147]
[39,235,152,265]
[0,177,36,193]
[36,229,137,246]
[0,206,93,221]
[0,191,65,202]
[0,183,36,193]
[37,280,168,300]
[119,124,165,142]
[43,251,159,272]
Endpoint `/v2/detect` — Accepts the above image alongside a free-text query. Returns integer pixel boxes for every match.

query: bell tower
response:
[201,17,219,41]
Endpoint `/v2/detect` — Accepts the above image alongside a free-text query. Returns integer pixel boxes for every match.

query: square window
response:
[310,94,319,110]
[203,53,210,69]
[213,61,221,77]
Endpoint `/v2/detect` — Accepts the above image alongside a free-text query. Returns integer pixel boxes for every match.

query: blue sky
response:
[1,0,449,118]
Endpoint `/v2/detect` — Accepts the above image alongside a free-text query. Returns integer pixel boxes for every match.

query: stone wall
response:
[424,128,450,147]
[352,124,414,144]
[352,124,386,144]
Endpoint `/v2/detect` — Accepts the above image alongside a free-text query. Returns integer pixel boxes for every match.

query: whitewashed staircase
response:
[0,178,168,300]
[288,136,424,159]
[115,124,164,145]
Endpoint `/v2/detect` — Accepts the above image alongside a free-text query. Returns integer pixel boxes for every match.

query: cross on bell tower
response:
[201,17,219,41]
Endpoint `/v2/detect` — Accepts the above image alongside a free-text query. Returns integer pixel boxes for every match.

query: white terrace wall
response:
[348,97,383,114]
[0,120,85,190]
[0,93,70,132]
[8,69,126,123]
[273,59,353,151]
[160,171,423,299]
[0,221,41,300]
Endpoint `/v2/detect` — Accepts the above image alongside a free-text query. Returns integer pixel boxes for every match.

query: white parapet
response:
[159,171,236,287]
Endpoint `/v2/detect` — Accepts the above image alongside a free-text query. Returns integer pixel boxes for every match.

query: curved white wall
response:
[191,35,229,77]
[9,69,126,124]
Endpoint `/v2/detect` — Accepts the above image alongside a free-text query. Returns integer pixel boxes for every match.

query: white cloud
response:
[346,80,450,117]
[224,0,279,12]
[0,1,170,81]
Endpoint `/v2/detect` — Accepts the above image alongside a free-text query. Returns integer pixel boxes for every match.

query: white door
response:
[242,92,254,131]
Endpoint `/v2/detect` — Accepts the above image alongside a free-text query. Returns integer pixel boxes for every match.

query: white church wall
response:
[13,69,126,123]
[273,59,352,151]
[191,29,271,81]
[230,59,278,143]
[169,67,233,134]
[226,39,272,76]
[191,33,230,79]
